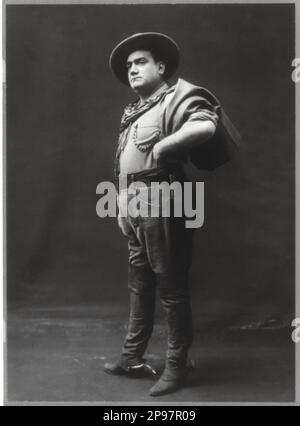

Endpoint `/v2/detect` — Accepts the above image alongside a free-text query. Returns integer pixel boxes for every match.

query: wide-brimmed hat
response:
[109,32,180,85]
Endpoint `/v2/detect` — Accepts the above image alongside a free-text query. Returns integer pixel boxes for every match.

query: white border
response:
[2,0,298,406]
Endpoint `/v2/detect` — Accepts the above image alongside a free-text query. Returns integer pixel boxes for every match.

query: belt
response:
[118,165,185,190]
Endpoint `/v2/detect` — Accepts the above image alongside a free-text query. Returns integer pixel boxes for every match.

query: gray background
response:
[6,3,295,321]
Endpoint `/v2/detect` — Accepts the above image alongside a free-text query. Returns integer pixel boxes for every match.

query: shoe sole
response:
[104,367,157,380]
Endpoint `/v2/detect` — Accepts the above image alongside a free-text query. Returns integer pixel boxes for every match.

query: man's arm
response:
[153,120,216,160]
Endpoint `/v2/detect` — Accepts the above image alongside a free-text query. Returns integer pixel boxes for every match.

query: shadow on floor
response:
[6,307,295,404]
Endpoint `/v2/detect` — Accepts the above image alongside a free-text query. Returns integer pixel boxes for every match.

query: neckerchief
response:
[119,89,168,134]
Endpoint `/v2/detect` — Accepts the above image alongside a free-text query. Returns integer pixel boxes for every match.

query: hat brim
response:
[109,32,180,86]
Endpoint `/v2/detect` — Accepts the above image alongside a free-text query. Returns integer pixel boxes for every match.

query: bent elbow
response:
[204,121,217,139]
[189,120,217,141]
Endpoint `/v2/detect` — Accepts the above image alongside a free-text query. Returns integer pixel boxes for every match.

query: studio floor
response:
[6,306,295,405]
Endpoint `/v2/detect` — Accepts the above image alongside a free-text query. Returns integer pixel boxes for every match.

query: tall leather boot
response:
[150,271,193,396]
[119,263,157,368]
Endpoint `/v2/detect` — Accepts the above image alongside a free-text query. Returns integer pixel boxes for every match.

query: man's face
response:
[126,50,165,96]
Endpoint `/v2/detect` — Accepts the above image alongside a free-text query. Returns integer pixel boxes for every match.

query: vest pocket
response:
[133,123,161,152]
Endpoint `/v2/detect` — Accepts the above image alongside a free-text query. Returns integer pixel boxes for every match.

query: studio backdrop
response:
[6,3,295,320]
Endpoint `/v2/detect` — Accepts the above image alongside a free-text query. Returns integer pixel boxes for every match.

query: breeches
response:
[118,183,194,371]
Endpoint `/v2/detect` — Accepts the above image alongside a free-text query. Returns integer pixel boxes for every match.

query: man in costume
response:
[104,32,239,397]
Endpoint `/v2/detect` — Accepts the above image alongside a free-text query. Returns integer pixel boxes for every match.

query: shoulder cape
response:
[161,78,241,171]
